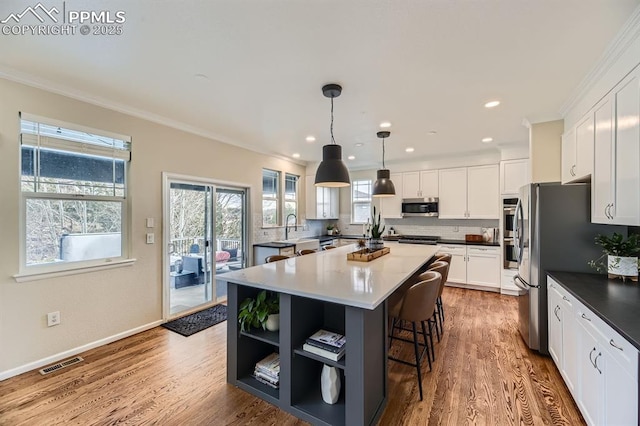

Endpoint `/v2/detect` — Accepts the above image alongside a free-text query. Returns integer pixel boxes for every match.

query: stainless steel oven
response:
[503,198,517,238]
[503,238,517,269]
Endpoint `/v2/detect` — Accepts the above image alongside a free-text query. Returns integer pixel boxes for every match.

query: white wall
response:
[0,78,307,377]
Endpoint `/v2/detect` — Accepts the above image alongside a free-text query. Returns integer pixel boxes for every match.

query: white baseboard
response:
[445,282,501,293]
[500,288,520,296]
[0,320,163,381]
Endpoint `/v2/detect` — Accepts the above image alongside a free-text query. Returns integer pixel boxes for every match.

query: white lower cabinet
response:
[437,245,499,289]
[547,277,638,426]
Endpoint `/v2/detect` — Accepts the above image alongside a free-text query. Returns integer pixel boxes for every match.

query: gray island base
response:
[221,243,438,425]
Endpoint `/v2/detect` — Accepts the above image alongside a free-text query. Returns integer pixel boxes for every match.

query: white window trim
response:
[351,179,372,224]
[18,114,132,277]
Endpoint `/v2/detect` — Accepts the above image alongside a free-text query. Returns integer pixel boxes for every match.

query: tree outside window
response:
[352,179,372,223]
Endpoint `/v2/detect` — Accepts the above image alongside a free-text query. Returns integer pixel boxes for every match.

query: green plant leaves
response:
[238,290,279,332]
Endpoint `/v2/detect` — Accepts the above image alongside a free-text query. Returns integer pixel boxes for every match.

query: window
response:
[20,114,131,271]
[351,179,372,223]
[262,169,280,226]
[284,173,299,219]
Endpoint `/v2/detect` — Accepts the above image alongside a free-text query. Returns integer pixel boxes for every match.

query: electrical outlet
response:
[453,226,459,232]
[47,311,60,327]
[146,233,155,244]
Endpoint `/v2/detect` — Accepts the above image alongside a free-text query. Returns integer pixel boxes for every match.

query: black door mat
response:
[162,304,227,337]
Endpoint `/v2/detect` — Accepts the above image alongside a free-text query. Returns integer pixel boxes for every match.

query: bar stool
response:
[419,261,449,341]
[433,254,452,324]
[388,271,441,401]
[296,249,316,256]
[265,255,289,263]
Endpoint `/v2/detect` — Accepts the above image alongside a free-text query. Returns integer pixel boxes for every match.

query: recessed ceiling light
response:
[379,121,392,128]
[347,155,356,160]
[428,130,437,135]
[482,137,493,143]
[484,100,500,108]
[194,73,209,80]
[305,135,316,142]
[292,153,301,158]
[355,143,364,147]
[405,147,415,153]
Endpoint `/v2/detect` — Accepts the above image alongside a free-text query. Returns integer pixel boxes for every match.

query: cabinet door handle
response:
[609,203,614,219]
[610,339,624,351]
[562,296,569,302]
[589,347,596,368]
[581,313,591,322]
[593,352,602,374]
[554,305,561,321]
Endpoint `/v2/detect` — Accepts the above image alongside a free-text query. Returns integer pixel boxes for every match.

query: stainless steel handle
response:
[609,203,614,219]
[554,305,561,322]
[589,347,596,367]
[610,339,623,351]
[605,204,610,219]
[562,296,570,302]
[581,313,591,322]
[570,165,576,176]
[594,352,602,374]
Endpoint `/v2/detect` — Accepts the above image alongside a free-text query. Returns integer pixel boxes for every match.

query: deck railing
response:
[170,237,242,256]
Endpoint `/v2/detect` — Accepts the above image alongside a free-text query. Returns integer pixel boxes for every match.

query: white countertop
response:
[219,242,438,309]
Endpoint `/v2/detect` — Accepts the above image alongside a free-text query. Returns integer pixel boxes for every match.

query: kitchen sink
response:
[273,238,320,252]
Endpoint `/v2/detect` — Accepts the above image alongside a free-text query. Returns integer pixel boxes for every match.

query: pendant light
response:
[314,84,351,187]
[372,130,396,197]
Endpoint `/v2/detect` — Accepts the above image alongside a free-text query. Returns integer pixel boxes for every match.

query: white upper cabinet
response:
[562,113,594,184]
[401,170,438,199]
[592,68,640,225]
[380,173,403,218]
[500,159,529,195]
[439,165,499,219]
[438,168,468,218]
[305,176,339,220]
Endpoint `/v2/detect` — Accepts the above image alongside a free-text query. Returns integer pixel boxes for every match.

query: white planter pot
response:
[368,238,384,251]
[265,314,280,331]
[321,364,341,404]
[608,255,638,278]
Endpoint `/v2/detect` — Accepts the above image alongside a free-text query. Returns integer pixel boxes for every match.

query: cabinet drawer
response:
[437,245,466,255]
[576,306,638,377]
[467,246,499,256]
[548,278,575,307]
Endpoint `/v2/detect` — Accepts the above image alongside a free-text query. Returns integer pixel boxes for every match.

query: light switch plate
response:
[146,233,155,244]
[146,218,154,228]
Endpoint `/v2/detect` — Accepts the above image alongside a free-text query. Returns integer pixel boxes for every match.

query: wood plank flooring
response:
[0,287,584,425]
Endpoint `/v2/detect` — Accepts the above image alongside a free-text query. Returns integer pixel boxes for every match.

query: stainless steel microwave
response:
[401,198,439,217]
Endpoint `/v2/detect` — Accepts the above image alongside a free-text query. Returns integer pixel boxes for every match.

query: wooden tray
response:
[465,234,483,242]
[347,247,390,262]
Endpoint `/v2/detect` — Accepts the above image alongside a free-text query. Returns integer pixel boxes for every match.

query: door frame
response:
[162,172,252,320]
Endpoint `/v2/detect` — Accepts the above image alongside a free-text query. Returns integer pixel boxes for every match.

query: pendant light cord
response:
[382,137,386,169]
[330,97,336,145]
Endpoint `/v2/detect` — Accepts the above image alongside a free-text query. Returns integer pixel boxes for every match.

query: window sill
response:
[13,258,137,283]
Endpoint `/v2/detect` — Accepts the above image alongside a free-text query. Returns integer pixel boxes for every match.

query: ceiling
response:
[1,0,638,169]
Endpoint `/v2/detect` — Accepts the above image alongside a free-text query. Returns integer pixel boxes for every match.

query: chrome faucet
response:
[285,213,297,240]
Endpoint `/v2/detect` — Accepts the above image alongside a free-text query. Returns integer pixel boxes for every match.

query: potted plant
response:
[588,232,640,281]
[238,290,280,332]
[369,206,385,251]
[326,224,334,235]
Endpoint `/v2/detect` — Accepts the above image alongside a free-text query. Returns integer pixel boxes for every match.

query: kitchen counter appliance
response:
[401,198,438,217]
[513,182,626,354]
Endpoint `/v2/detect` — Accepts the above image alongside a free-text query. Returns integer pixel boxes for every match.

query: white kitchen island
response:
[220,242,438,426]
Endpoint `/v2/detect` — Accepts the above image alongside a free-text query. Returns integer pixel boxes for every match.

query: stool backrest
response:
[436,253,452,264]
[265,255,289,263]
[297,249,316,256]
[399,271,441,322]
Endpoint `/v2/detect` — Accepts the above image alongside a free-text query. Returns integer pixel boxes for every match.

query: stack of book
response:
[302,329,346,361]
[253,352,280,389]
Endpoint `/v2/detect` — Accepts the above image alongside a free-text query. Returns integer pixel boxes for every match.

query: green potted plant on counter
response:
[238,290,280,332]
[369,206,385,251]
[588,232,640,282]
[326,224,334,235]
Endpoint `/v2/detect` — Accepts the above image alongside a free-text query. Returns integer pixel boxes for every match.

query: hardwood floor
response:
[0,287,584,425]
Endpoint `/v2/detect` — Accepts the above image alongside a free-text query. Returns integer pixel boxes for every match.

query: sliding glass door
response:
[164,175,248,319]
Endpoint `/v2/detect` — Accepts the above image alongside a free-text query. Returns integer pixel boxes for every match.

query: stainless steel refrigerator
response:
[513,182,625,354]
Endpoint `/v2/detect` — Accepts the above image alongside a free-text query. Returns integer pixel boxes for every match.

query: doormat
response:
[162,304,227,337]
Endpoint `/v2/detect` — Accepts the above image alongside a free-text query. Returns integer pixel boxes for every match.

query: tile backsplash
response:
[338,214,499,240]
[252,213,332,244]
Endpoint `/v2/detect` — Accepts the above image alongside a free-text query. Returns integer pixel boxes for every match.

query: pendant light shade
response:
[315,84,351,187]
[373,131,396,197]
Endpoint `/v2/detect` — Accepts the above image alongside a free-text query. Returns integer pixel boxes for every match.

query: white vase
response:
[321,364,341,404]
[265,314,280,331]
[608,256,638,278]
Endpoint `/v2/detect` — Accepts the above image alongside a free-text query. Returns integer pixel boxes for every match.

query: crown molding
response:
[559,5,640,117]
[0,65,307,167]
